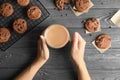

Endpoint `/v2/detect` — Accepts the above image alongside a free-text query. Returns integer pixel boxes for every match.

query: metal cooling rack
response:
[0,0,50,51]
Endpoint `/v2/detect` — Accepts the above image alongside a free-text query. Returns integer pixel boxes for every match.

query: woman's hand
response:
[16,35,50,80]
[71,32,86,66]
[37,35,49,62]
[71,32,91,80]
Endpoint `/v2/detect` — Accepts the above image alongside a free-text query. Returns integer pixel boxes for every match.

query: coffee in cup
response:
[44,24,70,48]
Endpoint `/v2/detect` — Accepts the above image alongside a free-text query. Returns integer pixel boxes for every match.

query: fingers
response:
[40,35,48,49]
[77,32,86,44]
[72,32,79,48]
[71,32,86,49]
[78,38,81,49]
[77,33,86,48]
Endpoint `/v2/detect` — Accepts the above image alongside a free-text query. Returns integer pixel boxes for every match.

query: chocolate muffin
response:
[13,18,27,34]
[17,0,30,6]
[27,6,42,20]
[95,34,111,49]
[75,0,91,12]
[0,28,11,43]
[84,18,100,32]
[0,3,14,17]
[56,0,64,10]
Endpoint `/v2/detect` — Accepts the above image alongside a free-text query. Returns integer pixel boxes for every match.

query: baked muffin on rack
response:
[13,18,28,34]
[0,3,14,17]
[17,0,30,6]
[27,6,42,20]
[0,28,11,43]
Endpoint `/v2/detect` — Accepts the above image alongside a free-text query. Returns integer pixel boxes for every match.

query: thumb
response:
[72,32,78,48]
[40,35,47,48]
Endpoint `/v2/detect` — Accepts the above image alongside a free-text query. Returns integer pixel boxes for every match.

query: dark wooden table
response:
[0,0,120,80]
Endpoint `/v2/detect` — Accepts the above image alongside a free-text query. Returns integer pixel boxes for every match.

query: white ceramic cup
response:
[44,24,70,49]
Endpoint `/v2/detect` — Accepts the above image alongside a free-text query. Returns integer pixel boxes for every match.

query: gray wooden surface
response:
[0,0,120,80]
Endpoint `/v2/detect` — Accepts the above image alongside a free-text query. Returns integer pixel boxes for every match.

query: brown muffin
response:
[0,3,14,17]
[17,0,30,6]
[0,28,11,43]
[13,18,27,34]
[95,34,111,49]
[56,0,64,10]
[84,18,100,32]
[75,0,91,12]
[55,0,69,10]
[27,6,42,20]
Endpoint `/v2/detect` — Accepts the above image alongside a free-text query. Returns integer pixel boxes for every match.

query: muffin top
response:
[95,34,111,49]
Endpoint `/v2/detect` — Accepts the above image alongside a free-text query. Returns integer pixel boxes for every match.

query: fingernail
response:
[75,32,78,36]
[40,35,43,39]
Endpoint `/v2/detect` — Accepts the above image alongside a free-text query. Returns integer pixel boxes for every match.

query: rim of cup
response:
[43,24,70,49]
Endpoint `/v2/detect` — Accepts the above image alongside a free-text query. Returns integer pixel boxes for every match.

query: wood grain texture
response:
[34,69,120,80]
[40,0,120,9]
[10,28,120,49]
[1,48,120,71]
[1,69,120,80]
[0,0,120,80]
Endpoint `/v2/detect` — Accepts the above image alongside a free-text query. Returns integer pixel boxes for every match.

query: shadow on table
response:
[7,25,78,80]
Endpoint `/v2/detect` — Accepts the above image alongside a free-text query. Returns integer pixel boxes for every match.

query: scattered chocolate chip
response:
[101,2,103,5]
[81,20,85,23]
[66,13,67,16]
[94,27,97,31]
[109,26,112,28]
[89,34,92,36]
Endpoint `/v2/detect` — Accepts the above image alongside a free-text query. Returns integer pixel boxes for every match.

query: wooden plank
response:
[0,68,120,80]
[10,28,120,49]
[0,0,120,79]
[1,48,120,70]
[41,9,118,28]
[34,69,78,80]
[34,69,120,80]
[7,8,119,48]
[40,0,120,9]
[0,69,20,80]
[89,70,120,80]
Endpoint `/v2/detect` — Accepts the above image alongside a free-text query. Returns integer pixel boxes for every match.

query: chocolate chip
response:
[94,27,97,31]
[81,20,85,23]
[101,2,103,5]
[18,28,21,31]
[109,26,112,28]
[22,21,25,23]
[89,34,92,36]
[33,8,36,10]
[66,14,67,16]
[9,6,11,9]
[96,22,99,24]
[20,26,23,29]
